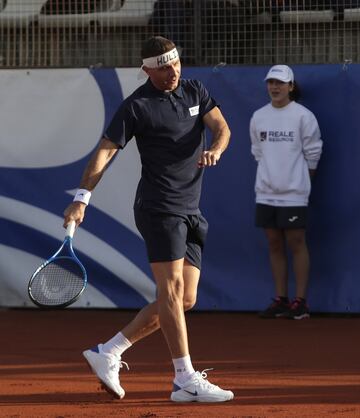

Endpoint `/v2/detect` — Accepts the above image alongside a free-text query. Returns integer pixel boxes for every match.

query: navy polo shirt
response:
[105,78,218,214]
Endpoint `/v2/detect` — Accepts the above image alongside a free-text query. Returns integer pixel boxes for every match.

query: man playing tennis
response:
[63,36,233,403]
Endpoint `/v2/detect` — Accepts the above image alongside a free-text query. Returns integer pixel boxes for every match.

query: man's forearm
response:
[79,137,119,191]
[79,157,108,191]
[209,124,230,154]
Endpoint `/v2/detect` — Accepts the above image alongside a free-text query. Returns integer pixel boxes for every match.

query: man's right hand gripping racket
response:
[28,221,87,308]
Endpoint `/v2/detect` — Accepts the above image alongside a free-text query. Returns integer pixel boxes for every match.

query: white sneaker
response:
[83,344,129,399]
[170,369,234,402]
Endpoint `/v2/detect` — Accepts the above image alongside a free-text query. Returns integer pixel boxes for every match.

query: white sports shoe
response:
[170,369,234,403]
[82,344,129,399]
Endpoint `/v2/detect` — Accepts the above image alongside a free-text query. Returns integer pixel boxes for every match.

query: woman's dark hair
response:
[141,36,176,59]
[289,80,301,102]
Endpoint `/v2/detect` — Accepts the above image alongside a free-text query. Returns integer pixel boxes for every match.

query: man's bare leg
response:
[117,259,200,344]
[150,258,189,358]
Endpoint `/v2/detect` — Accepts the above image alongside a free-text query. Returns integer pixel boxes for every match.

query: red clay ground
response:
[0,309,359,418]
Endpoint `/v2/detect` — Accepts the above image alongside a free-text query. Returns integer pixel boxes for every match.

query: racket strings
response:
[30,258,85,306]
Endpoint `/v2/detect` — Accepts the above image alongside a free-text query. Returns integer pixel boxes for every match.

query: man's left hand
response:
[198,149,222,167]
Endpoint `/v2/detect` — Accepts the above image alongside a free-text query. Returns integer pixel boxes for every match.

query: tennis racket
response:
[28,221,87,308]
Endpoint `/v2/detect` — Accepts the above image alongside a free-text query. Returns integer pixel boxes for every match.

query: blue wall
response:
[1,65,359,312]
[183,63,360,313]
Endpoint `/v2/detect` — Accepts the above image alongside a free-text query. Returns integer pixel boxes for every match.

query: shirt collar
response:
[144,78,184,99]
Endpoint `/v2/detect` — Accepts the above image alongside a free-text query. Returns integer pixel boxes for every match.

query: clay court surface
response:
[0,309,359,418]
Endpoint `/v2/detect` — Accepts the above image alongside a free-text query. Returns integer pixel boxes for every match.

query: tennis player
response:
[250,64,323,320]
[63,36,233,402]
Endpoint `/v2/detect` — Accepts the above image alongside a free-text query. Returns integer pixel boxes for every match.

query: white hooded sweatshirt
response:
[250,101,323,206]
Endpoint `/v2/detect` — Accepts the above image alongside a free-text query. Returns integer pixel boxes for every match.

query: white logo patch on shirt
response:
[189,105,199,116]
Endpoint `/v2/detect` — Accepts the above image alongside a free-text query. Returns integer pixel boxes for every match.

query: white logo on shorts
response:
[289,216,298,222]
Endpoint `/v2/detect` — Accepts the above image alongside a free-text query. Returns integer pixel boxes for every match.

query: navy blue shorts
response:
[134,208,208,270]
[255,203,307,229]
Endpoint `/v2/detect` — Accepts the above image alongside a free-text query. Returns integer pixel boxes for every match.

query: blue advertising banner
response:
[1,64,359,312]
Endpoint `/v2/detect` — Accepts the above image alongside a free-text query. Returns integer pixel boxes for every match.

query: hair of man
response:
[141,36,176,59]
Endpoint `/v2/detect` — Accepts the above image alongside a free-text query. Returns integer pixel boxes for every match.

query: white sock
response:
[173,355,196,385]
[101,332,132,359]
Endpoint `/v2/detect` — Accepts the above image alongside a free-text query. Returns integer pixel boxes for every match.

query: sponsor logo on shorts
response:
[289,216,298,222]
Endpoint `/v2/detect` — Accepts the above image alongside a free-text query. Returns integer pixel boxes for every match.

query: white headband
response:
[142,48,179,69]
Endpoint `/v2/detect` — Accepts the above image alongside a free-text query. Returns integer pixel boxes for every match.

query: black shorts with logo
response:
[255,203,307,229]
[134,208,208,270]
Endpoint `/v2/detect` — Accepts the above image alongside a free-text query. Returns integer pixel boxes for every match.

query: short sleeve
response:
[195,80,218,117]
[104,102,136,149]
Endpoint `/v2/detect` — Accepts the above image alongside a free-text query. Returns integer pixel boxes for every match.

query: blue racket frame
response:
[28,221,87,308]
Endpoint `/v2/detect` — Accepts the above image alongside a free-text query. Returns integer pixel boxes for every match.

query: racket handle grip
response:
[66,220,76,238]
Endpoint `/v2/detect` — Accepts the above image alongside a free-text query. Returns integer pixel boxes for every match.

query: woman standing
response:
[250,65,323,320]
